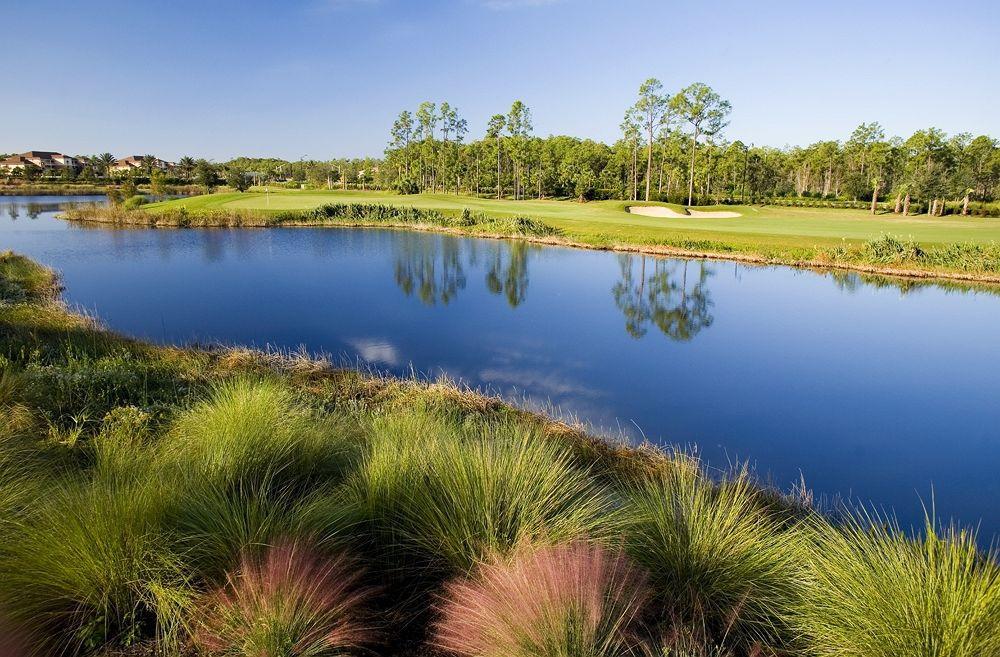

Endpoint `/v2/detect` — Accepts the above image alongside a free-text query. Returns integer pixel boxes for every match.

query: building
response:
[110,155,175,173]
[0,151,80,172]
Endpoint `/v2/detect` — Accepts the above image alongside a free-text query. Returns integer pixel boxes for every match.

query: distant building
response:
[111,155,175,173]
[0,151,79,172]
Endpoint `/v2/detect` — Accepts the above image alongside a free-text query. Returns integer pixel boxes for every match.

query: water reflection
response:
[613,255,715,341]
[485,241,529,308]
[393,234,467,305]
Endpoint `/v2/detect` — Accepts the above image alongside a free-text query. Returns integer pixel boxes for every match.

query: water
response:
[3,196,1000,539]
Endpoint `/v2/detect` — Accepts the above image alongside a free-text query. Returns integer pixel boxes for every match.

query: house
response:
[111,155,175,173]
[0,151,80,172]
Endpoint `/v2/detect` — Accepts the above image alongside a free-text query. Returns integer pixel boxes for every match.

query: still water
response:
[3,196,999,538]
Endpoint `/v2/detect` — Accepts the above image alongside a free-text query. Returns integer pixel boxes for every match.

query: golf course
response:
[65,189,1000,284]
[144,189,1000,246]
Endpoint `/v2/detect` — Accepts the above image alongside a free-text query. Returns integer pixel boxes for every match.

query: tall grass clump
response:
[344,409,613,574]
[621,458,805,652]
[0,446,189,654]
[162,378,361,578]
[434,541,651,657]
[192,539,376,657]
[0,251,57,302]
[798,513,1000,657]
[163,377,356,490]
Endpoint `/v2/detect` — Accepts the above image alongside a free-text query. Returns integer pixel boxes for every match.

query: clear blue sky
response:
[4,0,997,160]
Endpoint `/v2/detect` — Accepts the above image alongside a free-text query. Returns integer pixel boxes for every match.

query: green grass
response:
[2,253,999,656]
[143,189,1000,249]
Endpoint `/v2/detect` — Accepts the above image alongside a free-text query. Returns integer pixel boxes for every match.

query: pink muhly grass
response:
[434,541,652,657]
[192,539,375,657]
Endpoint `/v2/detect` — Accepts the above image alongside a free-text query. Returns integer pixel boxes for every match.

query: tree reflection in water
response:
[485,241,529,308]
[393,234,468,305]
[613,255,715,341]
[393,235,532,308]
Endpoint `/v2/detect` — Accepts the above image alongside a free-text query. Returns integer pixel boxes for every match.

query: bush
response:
[192,539,375,657]
[121,194,148,210]
[343,409,613,573]
[797,514,1000,657]
[620,458,805,651]
[863,234,924,263]
[434,542,651,657]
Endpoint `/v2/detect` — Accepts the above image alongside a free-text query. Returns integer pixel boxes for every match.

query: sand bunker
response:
[628,206,741,219]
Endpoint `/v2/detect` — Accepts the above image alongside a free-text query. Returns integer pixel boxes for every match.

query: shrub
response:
[797,514,1000,657]
[121,194,148,210]
[864,234,925,263]
[192,539,375,657]
[343,409,613,573]
[434,542,651,657]
[620,458,805,651]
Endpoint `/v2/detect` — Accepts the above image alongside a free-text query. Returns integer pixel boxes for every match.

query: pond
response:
[3,196,999,539]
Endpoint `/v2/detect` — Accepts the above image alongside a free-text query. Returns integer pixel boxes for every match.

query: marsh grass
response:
[620,458,806,652]
[434,542,652,657]
[63,203,562,238]
[798,512,1000,657]
[344,408,614,574]
[0,251,59,302]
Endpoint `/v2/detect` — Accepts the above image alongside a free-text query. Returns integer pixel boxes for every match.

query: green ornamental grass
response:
[621,458,806,652]
[798,513,1000,657]
[344,408,614,574]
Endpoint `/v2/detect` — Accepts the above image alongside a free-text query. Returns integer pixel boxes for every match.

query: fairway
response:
[148,190,1000,248]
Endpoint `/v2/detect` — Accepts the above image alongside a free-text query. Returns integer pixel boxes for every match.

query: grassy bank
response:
[64,190,1000,284]
[1,251,998,657]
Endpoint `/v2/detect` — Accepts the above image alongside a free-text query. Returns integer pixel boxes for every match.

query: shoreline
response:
[62,206,1000,289]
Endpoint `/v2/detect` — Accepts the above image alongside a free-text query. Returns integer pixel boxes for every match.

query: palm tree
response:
[177,156,196,182]
[94,153,116,180]
[140,154,158,177]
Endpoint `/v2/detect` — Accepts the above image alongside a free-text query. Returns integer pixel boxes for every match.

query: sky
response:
[3,0,998,160]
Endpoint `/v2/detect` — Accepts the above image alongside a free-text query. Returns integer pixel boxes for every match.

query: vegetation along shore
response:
[65,190,1000,285]
[1,251,999,657]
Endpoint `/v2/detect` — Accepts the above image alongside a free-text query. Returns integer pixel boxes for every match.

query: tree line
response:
[379,80,1000,215]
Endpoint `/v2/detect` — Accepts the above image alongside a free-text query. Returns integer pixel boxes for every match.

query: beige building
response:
[111,155,175,173]
[0,151,80,172]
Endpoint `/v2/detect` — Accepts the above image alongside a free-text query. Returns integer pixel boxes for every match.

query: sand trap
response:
[628,206,741,219]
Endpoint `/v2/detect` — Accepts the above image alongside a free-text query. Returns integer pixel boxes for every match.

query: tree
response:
[619,108,642,201]
[506,101,533,200]
[671,83,732,206]
[487,114,506,200]
[177,156,196,182]
[94,153,117,179]
[150,169,168,196]
[226,168,250,192]
[631,78,672,201]
[195,159,218,191]
[140,154,158,178]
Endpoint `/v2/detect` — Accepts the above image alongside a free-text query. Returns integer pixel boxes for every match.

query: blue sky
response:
[4,0,997,160]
